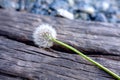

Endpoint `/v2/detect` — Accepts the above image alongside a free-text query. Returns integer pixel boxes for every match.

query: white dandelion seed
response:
[33,24,57,48]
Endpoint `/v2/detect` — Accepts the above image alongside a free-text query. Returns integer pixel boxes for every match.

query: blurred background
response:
[0,0,120,23]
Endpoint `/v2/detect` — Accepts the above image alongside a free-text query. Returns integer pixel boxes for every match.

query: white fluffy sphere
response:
[33,24,57,48]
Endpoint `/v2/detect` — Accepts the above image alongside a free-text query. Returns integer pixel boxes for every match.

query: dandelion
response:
[33,24,120,80]
[33,24,56,48]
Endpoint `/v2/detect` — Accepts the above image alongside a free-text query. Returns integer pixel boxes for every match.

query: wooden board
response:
[0,9,120,80]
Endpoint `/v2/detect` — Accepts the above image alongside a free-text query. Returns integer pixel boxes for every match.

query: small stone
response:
[31,8,40,14]
[24,0,34,11]
[49,9,57,16]
[95,1,110,12]
[116,19,120,23]
[75,1,95,14]
[67,0,75,7]
[106,6,117,15]
[32,0,41,8]
[108,16,117,23]
[0,0,17,10]
[81,5,95,14]
[116,11,120,19]
[57,8,74,20]
[102,2,110,11]
[41,0,53,5]
[49,0,69,10]
[30,0,41,14]
[79,12,90,20]
[18,0,26,11]
[75,0,86,10]
[94,13,108,22]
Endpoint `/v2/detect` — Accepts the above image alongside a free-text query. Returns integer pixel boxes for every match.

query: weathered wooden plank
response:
[0,9,120,80]
[0,73,23,80]
[0,36,119,80]
[0,9,120,57]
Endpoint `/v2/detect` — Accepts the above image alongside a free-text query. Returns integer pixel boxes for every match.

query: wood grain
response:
[0,9,120,80]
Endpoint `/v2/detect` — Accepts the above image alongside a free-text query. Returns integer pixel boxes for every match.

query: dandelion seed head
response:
[33,24,57,48]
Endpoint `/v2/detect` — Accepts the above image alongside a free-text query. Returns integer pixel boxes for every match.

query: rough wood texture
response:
[0,9,120,80]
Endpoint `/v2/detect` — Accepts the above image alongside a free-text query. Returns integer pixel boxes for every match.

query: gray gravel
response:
[0,0,120,23]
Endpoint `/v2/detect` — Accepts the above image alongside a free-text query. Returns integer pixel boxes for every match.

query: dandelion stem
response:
[51,38,120,80]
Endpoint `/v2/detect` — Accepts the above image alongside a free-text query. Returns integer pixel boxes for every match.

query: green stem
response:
[51,38,120,80]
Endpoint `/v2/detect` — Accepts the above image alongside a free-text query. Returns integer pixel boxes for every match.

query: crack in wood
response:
[0,9,120,80]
